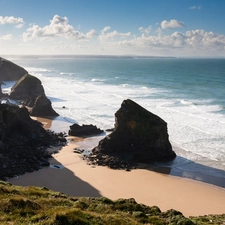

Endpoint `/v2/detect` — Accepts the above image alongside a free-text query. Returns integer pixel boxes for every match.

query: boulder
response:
[9,74,45,107]
[30,95,59,117]
[69,124,104,137]
[0,57,27,81]
[89,99,176,168]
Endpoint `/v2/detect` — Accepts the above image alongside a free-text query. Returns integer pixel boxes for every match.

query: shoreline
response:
[10,116,225,217]
[10,141,225,217]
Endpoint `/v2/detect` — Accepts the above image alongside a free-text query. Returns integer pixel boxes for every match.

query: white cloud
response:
[138,25,152,34]
[189,5,202,10]
[101,31,131,40]
[184,30,225,48]
[161,19,185,29]
[3,14,224,56]
[0,34,13,41]
[15,23,24,29]
[0,16,24,24]
[99,26,131,41]
[115,29,225,55]
[101,26,111,33]
[86,29,97,38]
[22,15,96,41]
[0,16,24,28]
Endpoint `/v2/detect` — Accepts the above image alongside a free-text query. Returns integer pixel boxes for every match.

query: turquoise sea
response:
[5,56,225,187]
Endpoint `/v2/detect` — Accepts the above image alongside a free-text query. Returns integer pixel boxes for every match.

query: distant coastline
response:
[2,54,176,60]
[3,54,225,60]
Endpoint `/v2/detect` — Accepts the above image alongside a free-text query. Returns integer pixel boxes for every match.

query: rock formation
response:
[0,58,65,180]
[30,95,59,117]
[9,74,45,107]
[69,124,104,137]
[89,99,176,169]
[0,57,27,81]
[0,103,66,180]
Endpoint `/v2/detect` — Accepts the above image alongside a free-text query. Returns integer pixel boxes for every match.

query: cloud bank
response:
[0,16,24,28]
[1,14,225,56]
[22,15,96,41]
[161,19,185,29]
[117,29,225,50]
[99,26,131,41]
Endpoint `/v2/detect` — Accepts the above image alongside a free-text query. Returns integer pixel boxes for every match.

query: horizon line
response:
[1,54,225,59]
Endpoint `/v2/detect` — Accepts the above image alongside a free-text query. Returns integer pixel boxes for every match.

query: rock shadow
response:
[147,155,225,188]
[10,157,101,198]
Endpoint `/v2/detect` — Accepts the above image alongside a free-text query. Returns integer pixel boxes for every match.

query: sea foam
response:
[7,57,225,179]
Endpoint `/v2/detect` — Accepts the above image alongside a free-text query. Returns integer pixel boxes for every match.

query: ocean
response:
[4,56,225,186]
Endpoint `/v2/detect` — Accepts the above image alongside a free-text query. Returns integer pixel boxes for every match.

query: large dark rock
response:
[0,103,66,180]
[0,57,27,81]
[30,95,59,117]
[9,74,45,107]
[89,99,176,168]
[69,124,104,137]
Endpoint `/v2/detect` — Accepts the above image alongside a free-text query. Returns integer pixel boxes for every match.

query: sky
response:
[0,0,225,57]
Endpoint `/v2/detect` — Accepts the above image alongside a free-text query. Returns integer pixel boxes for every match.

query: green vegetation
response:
[0,181,224,224]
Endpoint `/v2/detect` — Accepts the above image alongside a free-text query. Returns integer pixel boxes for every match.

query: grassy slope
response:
[0,181,224,225]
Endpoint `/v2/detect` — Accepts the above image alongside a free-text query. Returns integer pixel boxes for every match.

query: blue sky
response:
[0,0,225,57]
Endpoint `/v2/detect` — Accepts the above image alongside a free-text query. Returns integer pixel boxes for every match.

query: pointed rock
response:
[30,95,59,117]
[91,99,176,165]
[9,74,45,107]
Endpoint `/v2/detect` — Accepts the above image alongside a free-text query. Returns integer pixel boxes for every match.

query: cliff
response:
[0,57,27,81]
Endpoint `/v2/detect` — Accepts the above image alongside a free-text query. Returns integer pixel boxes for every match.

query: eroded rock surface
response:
[0,103,66,180]
[88,99,176,169]
[69,124,104,137]
[9,74,45,107]
[30,95,59,117]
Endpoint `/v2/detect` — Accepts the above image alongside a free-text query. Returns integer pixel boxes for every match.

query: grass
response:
[0,181,224,224]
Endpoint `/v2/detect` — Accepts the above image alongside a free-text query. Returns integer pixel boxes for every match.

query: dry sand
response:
[11,141,225,217]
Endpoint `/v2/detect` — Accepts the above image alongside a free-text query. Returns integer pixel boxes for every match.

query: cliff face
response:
[0,58,64,180]
[0,57,27,81]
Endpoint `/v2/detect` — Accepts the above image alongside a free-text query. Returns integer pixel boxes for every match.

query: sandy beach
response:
[10,130,225,217]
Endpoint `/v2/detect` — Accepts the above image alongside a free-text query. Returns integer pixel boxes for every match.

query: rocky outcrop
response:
[0,57,27,81]
[30,95,59,117]
[0,103,66,180]
[69,124,104,137]
[9,74,45,107]
[88,99,176,169]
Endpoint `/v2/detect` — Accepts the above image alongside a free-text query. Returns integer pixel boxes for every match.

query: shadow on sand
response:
[11,157,101,198]
[148,155,225,188]
[68,135,225,189]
